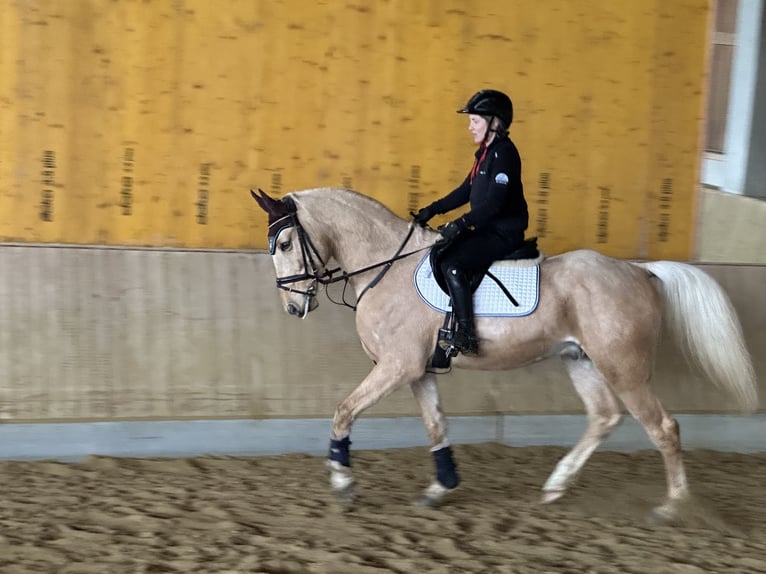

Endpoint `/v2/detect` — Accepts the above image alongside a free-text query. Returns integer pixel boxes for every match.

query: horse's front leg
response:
[327,359,423,507]
[409,373,460,507]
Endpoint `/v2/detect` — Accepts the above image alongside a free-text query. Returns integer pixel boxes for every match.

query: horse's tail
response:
[637,261,758,413]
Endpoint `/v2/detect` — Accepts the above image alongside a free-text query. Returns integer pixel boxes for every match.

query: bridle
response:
[268,200,429,316]
[268,208,330,318]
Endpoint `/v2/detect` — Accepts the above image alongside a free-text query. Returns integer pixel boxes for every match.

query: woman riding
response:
[414,89,529,356]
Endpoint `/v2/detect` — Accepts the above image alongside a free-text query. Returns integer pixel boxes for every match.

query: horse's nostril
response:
[287,303,300,316]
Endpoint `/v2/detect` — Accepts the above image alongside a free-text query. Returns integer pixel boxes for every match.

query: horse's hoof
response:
[646,502,679,526]
[333,484,355,511]
[415,481,453,507]
[647,509,673,526]
[327,460,355,510]
[540,489,566,504]
[415,493,442,508]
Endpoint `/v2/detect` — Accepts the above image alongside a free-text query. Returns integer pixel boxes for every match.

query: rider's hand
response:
[438,218,466,242]
[413,204,438,227]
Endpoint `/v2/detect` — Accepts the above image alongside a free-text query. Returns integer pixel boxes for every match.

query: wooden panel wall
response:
[0,0,709,258]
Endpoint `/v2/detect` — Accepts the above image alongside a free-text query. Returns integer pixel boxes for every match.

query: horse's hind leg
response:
[542,354,623,503]
[611,378,689,521]
[410,373,459,506]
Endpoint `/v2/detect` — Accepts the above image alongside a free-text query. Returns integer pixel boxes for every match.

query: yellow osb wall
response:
[0,0,708,259]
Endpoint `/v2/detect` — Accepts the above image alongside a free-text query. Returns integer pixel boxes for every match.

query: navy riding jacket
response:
[431,135,529,236]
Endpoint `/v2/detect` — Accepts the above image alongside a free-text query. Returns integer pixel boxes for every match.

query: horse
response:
[250,186,758,521]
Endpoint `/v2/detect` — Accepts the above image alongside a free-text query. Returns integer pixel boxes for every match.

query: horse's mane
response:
[289,187,405,226]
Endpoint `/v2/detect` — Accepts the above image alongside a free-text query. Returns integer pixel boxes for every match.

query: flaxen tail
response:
[638,261,758,412]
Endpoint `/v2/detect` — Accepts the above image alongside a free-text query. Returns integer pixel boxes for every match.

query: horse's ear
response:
[250,188,292,222]
[250,188,273,212]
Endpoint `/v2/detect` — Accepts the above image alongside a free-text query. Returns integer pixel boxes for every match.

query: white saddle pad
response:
[414,254,540,317]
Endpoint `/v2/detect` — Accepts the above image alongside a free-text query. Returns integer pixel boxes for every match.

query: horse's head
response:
[251,188,324,318]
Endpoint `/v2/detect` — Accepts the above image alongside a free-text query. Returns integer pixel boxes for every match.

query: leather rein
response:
[268,207,429,313]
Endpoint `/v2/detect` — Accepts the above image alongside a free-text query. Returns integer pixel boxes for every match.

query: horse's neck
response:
[313,214,406,269]
[298,196,429,282]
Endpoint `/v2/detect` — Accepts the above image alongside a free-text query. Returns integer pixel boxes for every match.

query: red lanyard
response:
[469,145,488,184]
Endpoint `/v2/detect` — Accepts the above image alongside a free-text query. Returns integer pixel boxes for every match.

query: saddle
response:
[426,237,542,372]
[429,236,541,295]
[500,237,541,261]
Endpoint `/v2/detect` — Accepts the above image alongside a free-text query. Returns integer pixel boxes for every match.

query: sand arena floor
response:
[0,443,764,573]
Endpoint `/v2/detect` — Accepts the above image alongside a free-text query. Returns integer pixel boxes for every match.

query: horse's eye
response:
[279,240,292,252]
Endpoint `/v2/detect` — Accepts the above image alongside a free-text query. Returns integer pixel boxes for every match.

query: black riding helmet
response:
[457,89,513,131]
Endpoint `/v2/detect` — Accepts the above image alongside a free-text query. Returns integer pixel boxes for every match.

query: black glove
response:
[413,204,438,226]
[438,218,466,242]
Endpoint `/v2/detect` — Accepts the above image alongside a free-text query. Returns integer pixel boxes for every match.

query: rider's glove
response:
[413,204,438,226]
[438,217,467,242]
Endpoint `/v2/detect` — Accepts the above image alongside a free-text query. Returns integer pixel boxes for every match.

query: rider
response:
[413,89,529,356]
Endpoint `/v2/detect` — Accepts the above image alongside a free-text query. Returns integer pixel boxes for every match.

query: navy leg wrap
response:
[433,446,460,490]
[329,436,352,467]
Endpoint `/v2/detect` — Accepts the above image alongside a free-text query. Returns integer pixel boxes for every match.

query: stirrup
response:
[438,329,478,357]
[438,328,459,357]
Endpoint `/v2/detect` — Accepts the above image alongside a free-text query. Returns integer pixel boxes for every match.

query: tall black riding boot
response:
[439,267,479,356]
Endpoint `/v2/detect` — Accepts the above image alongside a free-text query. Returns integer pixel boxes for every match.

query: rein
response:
[324,224,428,310]
[273,211,429,312]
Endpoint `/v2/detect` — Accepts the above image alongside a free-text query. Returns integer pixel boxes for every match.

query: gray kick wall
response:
[0,245,763,424]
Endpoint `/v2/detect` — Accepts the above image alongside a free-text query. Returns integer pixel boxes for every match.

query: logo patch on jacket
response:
[495,172,509,185]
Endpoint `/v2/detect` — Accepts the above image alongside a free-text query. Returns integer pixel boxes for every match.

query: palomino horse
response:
[251,187,758,520]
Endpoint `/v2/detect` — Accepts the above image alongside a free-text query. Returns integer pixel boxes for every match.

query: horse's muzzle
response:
[286,302,303,317]
[286,294,318,318]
